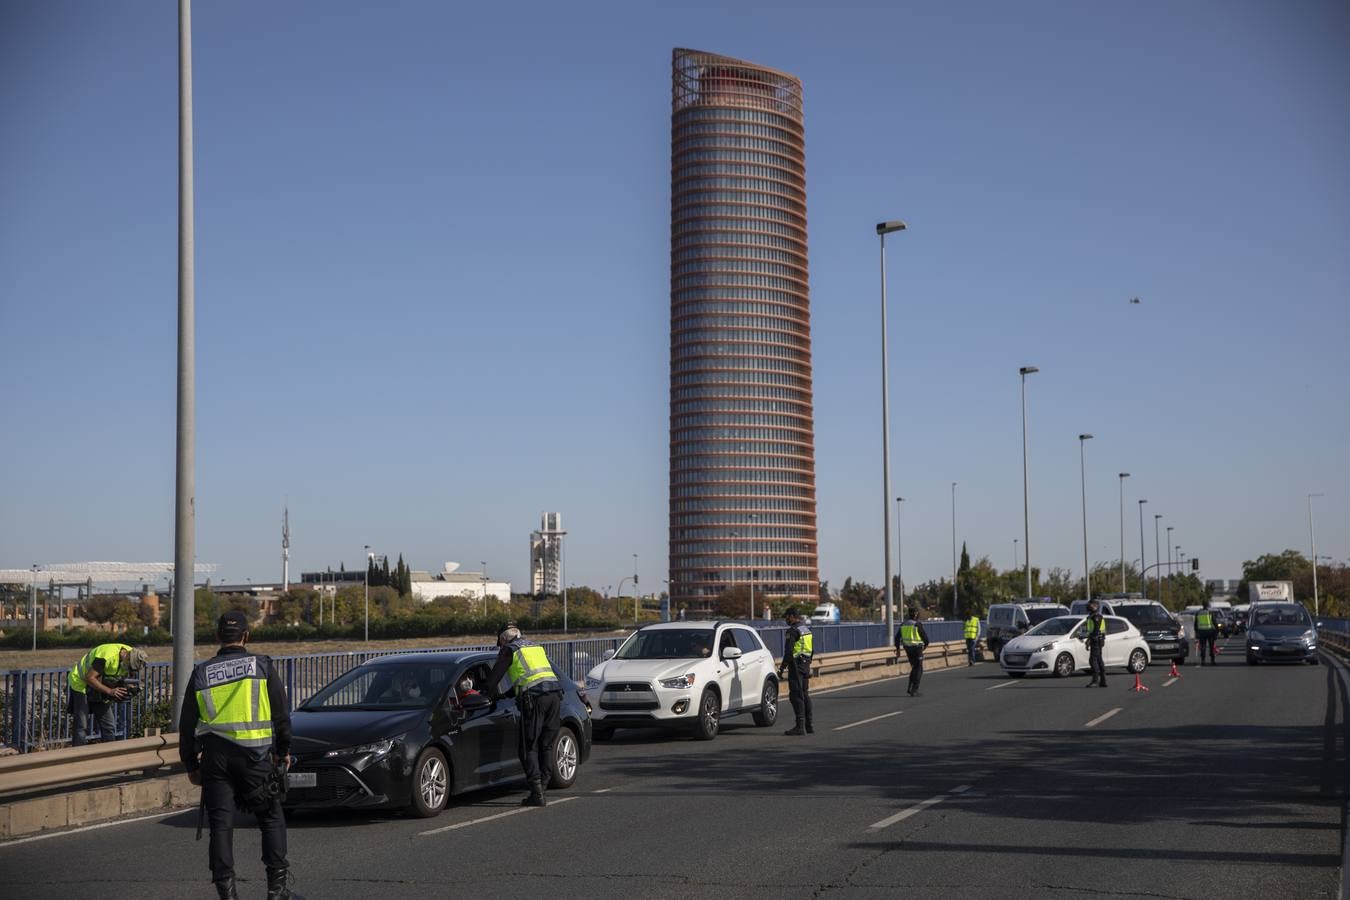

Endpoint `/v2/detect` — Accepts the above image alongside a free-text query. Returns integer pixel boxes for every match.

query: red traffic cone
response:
[1168,660,1181,678]
[1129,672,1150,692]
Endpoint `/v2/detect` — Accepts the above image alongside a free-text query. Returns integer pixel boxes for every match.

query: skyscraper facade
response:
[668,48,818,612]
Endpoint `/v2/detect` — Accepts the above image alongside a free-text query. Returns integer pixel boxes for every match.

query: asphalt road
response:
[2,636,1345,899]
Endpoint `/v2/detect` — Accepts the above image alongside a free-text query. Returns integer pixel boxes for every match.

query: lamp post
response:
[1309,493,1324,616]
[363,544,371,643]
[1165,526,1174,604]
[1019,366,1039,597]
[1153,515,1163,602]
[29,565,38,652]
[951,481,959,617]
[895,497,906,616]
[748,513,759,620]
[480,561,487,616]
[876,219,905,637]
[1138,500,1148,597]
[1078,434,1093,601]
[729,531,739,614]
[632,553,639,622]
[1013,538,1019,572]
[1118,473,1130,592]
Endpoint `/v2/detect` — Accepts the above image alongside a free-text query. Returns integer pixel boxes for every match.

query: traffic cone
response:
[1129,672,1150,692]
[1168,660,1181,678]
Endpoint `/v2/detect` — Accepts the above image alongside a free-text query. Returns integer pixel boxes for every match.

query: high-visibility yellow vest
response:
[791,628,813,658]
[1195,611,1214,631]
[507,643,558,696]
[194,654,274,749]
[68,643,132,693]
[964,617,980,639]
[900,622,923,647]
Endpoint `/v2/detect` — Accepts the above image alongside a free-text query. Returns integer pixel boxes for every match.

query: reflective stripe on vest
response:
[193,655,274,749]
[507,643,558,696]
[900,622,923,647]
[1196,612,1214,631]
[791,628,813,658]
[68,643,131,693]
[964,617,980,639]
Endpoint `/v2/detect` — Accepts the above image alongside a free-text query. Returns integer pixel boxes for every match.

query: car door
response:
[1104,617,1131,666]
[734,627,768,701]
[716,627,743,710]
[473,664,523,783]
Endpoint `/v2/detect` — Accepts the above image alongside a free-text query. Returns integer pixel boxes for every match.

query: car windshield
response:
[1026,608,1067,626]
[615,628,715,660]
[1253,605,1311,628]
[302,662,455,711]
[1115,605,1174,626]
[1026,617,1079,636]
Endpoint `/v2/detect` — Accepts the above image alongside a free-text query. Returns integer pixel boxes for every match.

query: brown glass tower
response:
[669,48,818,613]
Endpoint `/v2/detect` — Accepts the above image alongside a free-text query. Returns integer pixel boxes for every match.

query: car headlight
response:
[1036,643,1056,653]
[660,673,696,689]
[326,734,403,759]
[1304,630,1317,643]
[584,676,602,690]
[1247,631,1264,642]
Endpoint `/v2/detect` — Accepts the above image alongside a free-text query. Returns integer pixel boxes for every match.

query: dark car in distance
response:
[1111,600,1189,664]
[1246,603,1320,665]
[284,651,591,817]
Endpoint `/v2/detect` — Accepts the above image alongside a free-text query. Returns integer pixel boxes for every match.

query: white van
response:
[809,603,841,624]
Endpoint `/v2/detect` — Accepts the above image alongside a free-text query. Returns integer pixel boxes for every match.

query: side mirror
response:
[602,649,616,661]
[461,693,491,711]
[721,646,742,660]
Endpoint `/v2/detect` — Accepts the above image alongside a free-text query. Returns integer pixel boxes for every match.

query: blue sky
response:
[3,1,1347,596]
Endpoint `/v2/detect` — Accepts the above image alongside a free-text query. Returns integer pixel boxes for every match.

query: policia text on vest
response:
[179,610,295,900]
[486,625,563,807]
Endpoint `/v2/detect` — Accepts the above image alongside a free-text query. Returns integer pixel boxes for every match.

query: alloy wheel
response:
[420,755,447,810]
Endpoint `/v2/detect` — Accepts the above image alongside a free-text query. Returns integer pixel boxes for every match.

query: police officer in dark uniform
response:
[485,624,562,807]
[778,607,813,735]
[1194,599,1218,666]
[179,610,294,900]
[1083,599,1108,687]
[896,607,929,696]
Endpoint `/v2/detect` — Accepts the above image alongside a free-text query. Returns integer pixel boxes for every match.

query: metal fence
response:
[2,622,946,753]
[1317,617,1350,637]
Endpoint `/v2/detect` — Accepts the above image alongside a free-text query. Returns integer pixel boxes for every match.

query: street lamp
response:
[1165,525,1174,604]
[480,561,487,616]
[1013,538,1019,572]
[632,553,639,622]
[876,219,905,637]
[1137,500,1148,597]
[1153,515,1163,602]
[748,513,759,620]
[951,482,959,617]
[29,564,38,652]
[1309,493,1324,616]
[1118,473,1130,592]
[895,497,906,616]
[1078,434,1093,601]
[363,544,371,643]
[1019,366,1039,597]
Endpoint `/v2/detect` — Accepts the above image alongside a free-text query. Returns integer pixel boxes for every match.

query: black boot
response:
[214,877,239,900]
[783,720,805,736]
[265,868,292,900]
[521,778,546,807]
[805,721,814,734]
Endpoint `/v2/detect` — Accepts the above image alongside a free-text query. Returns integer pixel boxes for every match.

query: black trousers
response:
[1198,632,1217,663]
[787,664,812,725]
[905,646,925,692]
[68,688,117,746]
[518,689,561,785]
[200,740,287,884]
[1088,642,1106,682]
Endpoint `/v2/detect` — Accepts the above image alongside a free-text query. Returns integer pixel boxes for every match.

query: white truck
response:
[1249,581,1295,604]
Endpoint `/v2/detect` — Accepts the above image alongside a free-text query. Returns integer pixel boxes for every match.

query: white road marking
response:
[1163,677,1178,687]
[1084,707,1123,728]
[418,795,578,836]
[809,664,965,697]
[986,679,1021,690]
[0,808,185,848]
[834,710,904,731]
[868,784,973,830]
[591,787,614,794]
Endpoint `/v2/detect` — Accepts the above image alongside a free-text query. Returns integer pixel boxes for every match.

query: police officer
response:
[179,611,293,900]
[963,608,981,667]
[1194,599,1218,666]
[896,607,929,696]
[1083,599,1108,687]
[777,607,813,735]
[486,624,562,806]
[68,642,147,746]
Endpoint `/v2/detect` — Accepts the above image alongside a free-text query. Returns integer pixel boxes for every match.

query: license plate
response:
[287,772,316,789]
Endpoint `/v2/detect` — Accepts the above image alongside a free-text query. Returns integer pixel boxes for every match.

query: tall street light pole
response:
[1138,500,1148,597]
[1309,493,1324,616]
[1118,473,1130,592]
[1079,434,1094,602]
[1019,366,1039,597]
[632,553,639,622]
[1165,526,1174,605]
[1013,538,1019,573]
[951,481,959,617]
[895,497,905,615]
[1153,515,1163,603]
[170,0,197,731]
[876,220,905,637]
[748,513,759,620]
[364,545,372,642]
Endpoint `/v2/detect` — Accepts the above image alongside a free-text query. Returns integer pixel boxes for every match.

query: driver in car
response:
[453,674,479,707]
[691,634,712,658]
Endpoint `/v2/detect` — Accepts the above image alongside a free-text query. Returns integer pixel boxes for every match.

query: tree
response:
[110,600,141,631]
[81,594,123,625]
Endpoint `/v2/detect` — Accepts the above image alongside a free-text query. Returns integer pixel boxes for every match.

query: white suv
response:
[584,621,779,741]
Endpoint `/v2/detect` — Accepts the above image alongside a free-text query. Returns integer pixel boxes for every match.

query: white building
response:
[409,563,511,604]
[530,512,565,594]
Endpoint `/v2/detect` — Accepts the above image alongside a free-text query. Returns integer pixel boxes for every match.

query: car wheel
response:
[752,678,779,727]
[549,727,580,789]
[1127,649,1147,674]
[693,689,719,741]
[1007,672,1025,679]
[1053,653,1075,678]
[592,725,614,742]
[1246,654,1258,666]
[409,748,449,818]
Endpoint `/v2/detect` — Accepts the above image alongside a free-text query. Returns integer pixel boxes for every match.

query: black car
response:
[1111,601,1189,664]
[284,651,591,817]
[1246,603,1320,665]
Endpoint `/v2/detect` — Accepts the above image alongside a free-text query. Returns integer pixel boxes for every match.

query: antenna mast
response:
[282,505,291,591]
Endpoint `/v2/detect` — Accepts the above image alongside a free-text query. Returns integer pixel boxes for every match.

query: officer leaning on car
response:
[778,607,814,735]
[1194,598,1218,666]
[486,623,563,807]
[896,607,929,697]
[1083,599,1108,687]
[179,610,295,900]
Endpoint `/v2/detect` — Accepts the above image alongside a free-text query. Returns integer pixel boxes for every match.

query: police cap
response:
[217,609,249,643]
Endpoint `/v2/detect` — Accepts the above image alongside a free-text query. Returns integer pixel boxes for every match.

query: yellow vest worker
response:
[778,608,814,735]
[486,625,563,806]
[963,614,981,666]
[1084,604,1109,688]
[66,643,147,746]
[895,612,930,697]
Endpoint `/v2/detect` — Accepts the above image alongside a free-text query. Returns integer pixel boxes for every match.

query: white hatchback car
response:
[584,621,780,741]
[998,615,1151,678]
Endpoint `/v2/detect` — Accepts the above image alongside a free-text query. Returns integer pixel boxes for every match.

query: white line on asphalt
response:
[834,710,904,731]
[986,679,1021,690]
[418,796,578,836]
[0,808,185,848]
[867,784,973,830]
[591,787,614,794]
[1163,677,1178,687]
[809,664,969,697]
[1084,708,1123,728]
